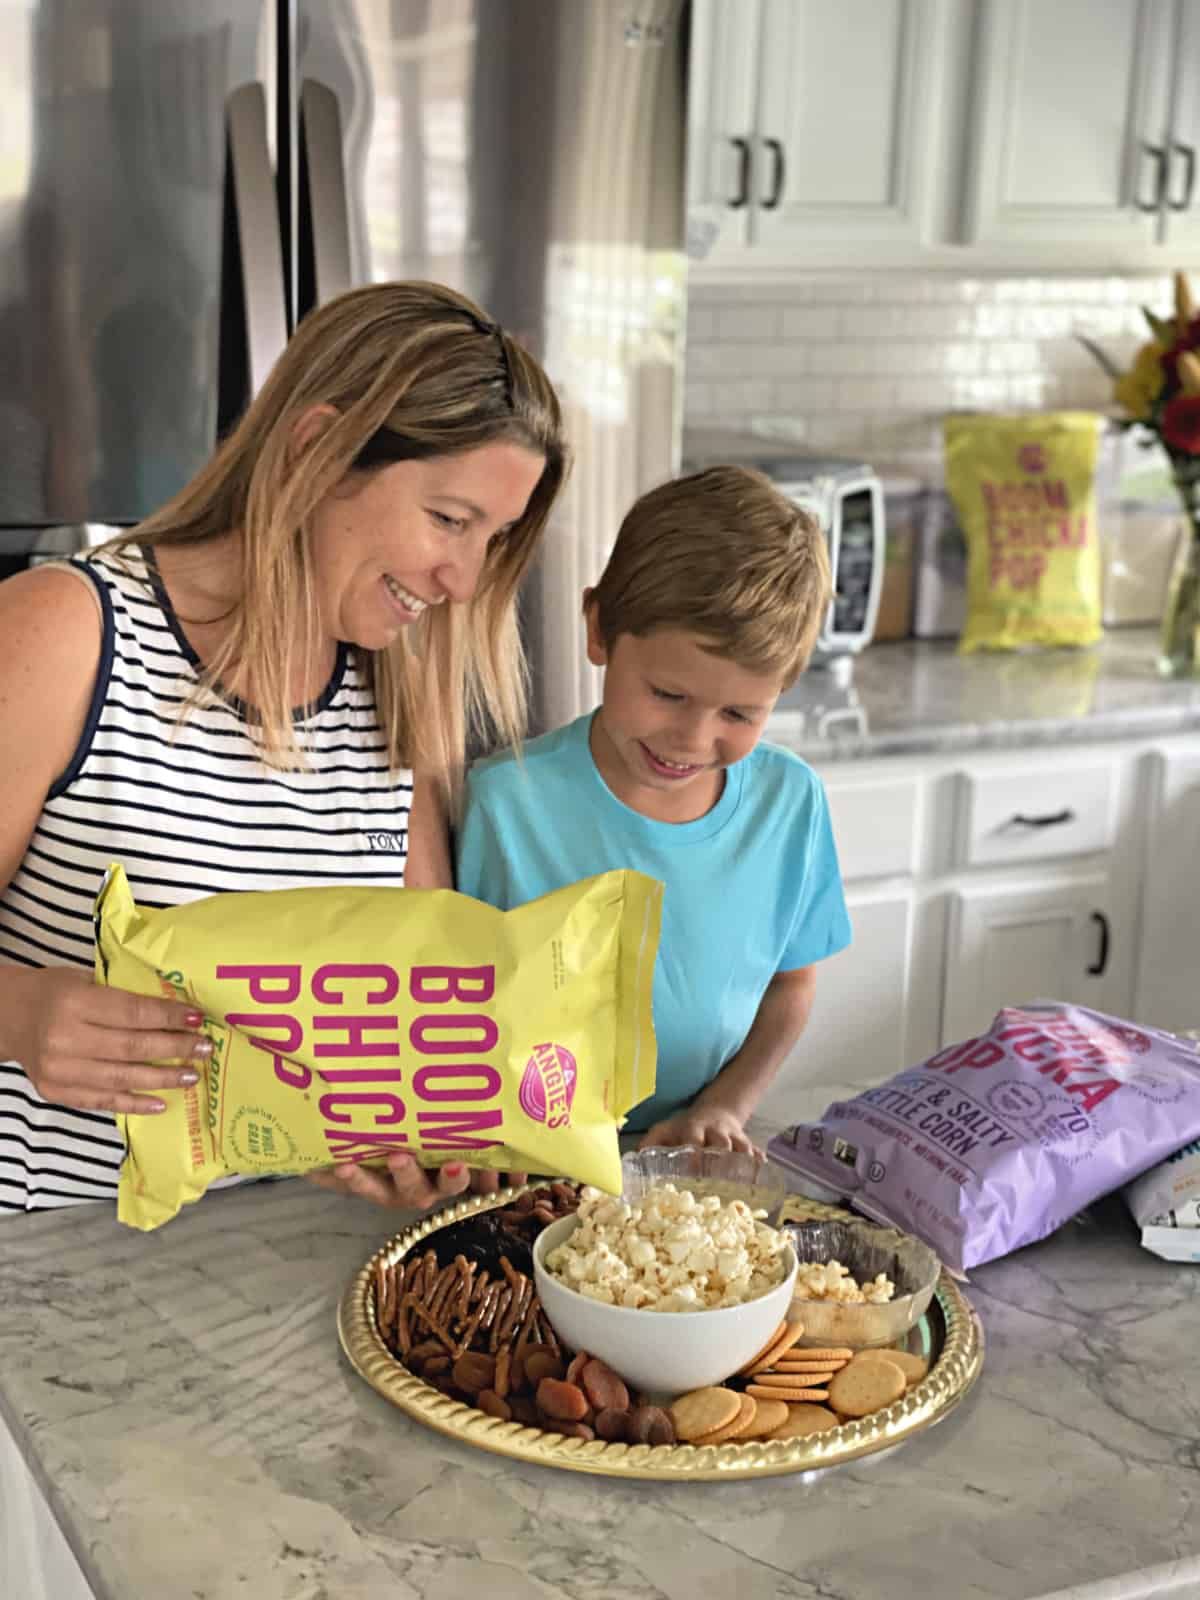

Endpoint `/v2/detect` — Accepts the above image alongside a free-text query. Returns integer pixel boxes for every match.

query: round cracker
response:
[746,1382,829,1402]
[670,1385,742,1441]
[750,1369,836,1389]
[766,1403,840,1440]
[852,1348,928,1385]
[828,1357,906,1418]
[745,1320,807,1375]
[736,1397,790,1439]
[692,1392,757,1447]
[782,1346,853,1363]
[735,1319,789,1376]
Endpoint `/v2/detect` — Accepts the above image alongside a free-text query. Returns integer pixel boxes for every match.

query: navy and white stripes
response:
[0,545,413,1212]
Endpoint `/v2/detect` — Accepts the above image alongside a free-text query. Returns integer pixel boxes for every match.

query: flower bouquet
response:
[1082,271,1200,676]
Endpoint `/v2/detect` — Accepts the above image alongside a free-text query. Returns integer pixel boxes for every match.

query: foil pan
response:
[337,1189,983,1481]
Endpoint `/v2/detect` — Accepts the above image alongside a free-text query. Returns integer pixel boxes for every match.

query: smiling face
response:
[585,616,784,823]
[308,439,546,651]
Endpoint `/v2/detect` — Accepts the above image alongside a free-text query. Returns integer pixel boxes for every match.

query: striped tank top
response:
[0,545,414,1214]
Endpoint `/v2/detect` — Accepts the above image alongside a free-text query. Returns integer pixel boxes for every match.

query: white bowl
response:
[532,1213,798,1397]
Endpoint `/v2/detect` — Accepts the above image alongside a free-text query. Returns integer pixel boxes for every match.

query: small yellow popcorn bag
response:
[94,865,662,1230]
[945,412,1105,652]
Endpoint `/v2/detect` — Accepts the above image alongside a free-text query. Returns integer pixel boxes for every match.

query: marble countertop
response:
[1,1160,1198,1600]
[769,627,1200,762]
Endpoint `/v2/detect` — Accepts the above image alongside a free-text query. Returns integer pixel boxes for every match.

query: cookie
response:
[827,1357,906,1418]
[852,1348,929,1385]
[774,1355,852,1373]
[746,1382,829,1402]
[693,1391,757,1447]
[734,1397,790,1439]
[670,1385,742,1442]
[766,1403,840,1440]
[744,1320,807,1375]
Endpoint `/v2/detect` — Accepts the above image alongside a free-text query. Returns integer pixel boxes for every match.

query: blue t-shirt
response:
[455,713,851,1132]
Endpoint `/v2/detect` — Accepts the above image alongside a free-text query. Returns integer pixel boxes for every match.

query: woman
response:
[0,281,568,1217]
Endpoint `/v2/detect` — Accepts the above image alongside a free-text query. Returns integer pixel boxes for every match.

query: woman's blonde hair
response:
[588,465,831,688]
[107,281,568,804]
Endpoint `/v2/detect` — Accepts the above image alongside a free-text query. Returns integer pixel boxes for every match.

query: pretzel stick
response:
[401,1292,456,1352]
[497,1274,531,1347]
[513,1291,540,1357]
[538,1311,561,1357]
[427,1262,459,1324]
[488,1286,515,1352]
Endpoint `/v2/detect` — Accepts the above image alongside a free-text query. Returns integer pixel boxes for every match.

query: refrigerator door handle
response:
[300,80,352,307]
[226,83,288,395]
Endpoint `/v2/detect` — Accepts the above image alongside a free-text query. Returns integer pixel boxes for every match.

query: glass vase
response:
[1158,465,1200,679]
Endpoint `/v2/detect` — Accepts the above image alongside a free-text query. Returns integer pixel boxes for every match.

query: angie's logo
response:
[518,1043,578,1129]
[365,831,406,854]
[1017,442,1046,474]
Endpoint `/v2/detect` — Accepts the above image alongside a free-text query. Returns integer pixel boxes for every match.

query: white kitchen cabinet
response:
[961,0,1169,256]
[688,0,1200,273]
[1133,743,1200,1031]
[686,0,953,269]
[751,0,944,251]
[684,0,762,255]
[756,729,1186,1102]
[1163,0,1200,253]
[759,885,917,1130]
[942,875,1119,1043]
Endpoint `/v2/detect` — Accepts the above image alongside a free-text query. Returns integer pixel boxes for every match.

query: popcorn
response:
[544,1182,788,1313]
[793,1258,895,1305]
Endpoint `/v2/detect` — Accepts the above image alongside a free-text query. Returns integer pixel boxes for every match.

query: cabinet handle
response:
[728,137,751,209]
[1005,808,1077,829]
[1087,911,1110,977]
[1169,143,1197,211]
[1135,142,1168,213]
[762,137,786,209]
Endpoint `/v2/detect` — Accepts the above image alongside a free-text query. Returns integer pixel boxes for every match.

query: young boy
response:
[455,465,851,1151]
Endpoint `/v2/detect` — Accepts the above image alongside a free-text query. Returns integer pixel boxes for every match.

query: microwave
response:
[682,437,887,658]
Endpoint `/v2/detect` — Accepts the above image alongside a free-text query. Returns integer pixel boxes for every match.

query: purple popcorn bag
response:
[768,1003,1200,1273]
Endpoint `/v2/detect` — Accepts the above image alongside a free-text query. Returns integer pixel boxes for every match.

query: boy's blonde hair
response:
[106,281,568,805]
[587,465,831,687]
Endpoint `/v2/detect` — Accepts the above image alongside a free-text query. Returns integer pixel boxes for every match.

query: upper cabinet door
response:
[685,0,763,256]
[1162,0,1200,249]
[962,0,1172,257]
[751,0,946,250]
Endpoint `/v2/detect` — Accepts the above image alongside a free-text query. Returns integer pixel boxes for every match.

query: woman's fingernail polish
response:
[445,1163,465,1178]
[178,1071,199,1087]
[185,1010,204,1027]
[191,1039,213,1059]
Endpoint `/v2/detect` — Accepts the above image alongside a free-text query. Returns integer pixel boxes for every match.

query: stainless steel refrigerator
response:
[0,0,687,728]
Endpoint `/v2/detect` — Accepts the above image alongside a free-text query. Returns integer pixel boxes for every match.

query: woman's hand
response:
[5,967,213,1115]
[306,1156,529,1212]
[306,1154,473,1212]
[637,1105,763,1157]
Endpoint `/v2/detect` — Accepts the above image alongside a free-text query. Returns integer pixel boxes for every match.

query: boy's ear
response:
[583,594,608,668]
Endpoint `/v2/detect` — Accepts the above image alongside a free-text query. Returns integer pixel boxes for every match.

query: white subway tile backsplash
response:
[685,271,1176,482]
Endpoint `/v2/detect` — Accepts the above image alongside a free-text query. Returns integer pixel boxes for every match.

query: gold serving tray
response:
[338,1188,985,1481]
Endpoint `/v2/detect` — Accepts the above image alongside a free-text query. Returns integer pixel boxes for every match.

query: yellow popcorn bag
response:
[94,864,662,1230]
[945,412,1104,652]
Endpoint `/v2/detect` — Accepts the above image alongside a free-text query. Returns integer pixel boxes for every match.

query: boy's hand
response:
[637,1106,763,1157]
